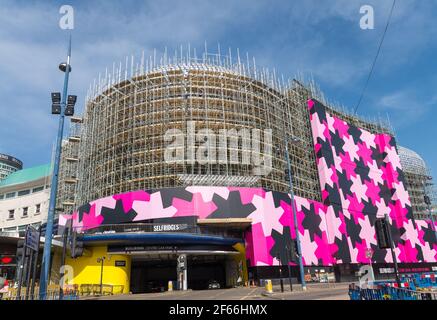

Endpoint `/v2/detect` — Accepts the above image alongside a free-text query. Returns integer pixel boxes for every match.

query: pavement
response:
[80,282,351,300]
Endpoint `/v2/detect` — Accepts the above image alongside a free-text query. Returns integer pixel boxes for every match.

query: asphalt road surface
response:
[81,283,350,300]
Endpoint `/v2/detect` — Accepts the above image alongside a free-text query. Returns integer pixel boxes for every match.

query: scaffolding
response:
[57,117,82,213]
[71,46,401,210]
[398,146,436,220]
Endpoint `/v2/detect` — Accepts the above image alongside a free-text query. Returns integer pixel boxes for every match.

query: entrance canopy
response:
[81,232,243,247]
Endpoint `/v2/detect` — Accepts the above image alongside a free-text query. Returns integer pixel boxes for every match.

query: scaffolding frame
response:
[64,46,404,212]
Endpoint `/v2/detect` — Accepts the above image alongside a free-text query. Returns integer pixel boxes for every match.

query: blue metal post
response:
[285,139,307,290]
[39,36,72,300]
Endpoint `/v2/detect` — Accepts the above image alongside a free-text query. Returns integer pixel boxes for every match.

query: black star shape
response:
[370,244,388,263]
[415,243,424,262]
[348,125,363,144]
[159,188,193,208]
[371,146,386,169]
[312,100,328,123]
[331,204,343,217]
[389,224,402,247]
[330,132,346,158]
[272,191,291,208]
[270,227,297,265]
[354,158,371,184]
[395,167,407,185]
[301,203,323,241]
[317,137,335,168]
[389,136,397,148]
[378,182,393,206]
[345,217,362,247]
[422,225,437,245]
[362,198,378,216]
[100,199,138,224]
[334,237,352,263]
[77,203,92,223]
[324,184,343,207]
[209,191,256,218]
[404,205,414,221]
[337,170,354,198]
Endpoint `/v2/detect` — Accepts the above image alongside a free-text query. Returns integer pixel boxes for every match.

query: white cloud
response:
[0,0,436,167]
[374,90,437,128]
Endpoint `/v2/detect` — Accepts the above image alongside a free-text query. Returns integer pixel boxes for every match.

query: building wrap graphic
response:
[61,186,437,267]
[308,98,437,264]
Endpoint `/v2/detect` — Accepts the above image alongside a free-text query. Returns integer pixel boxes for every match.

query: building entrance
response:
[131,257,177,293]
[129,252,238,293]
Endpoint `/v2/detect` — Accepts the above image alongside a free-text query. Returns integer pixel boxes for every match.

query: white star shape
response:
[350,175,369,203]
[249,192,284,236]
[186,186,229,202]
[368,160,384,186]
[375,199,391,218]
[359,129,376,149]
[132,192,177,221]
[359,215,377,246]
[300,230,319,265]
[392,181,411,207]
[325,206,342,242]
[384,147,402,170]
[343,135,360,161]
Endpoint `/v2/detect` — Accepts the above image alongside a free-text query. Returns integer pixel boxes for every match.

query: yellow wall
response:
[65,246,131,294]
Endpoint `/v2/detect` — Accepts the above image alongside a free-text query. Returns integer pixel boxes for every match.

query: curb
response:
[261,292,284,300]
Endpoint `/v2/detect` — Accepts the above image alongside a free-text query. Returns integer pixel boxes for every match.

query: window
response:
[22,207,28,217]
[35,204,41,214]
[32,186,44,193]
[18,189,30,197]
[8,209,14,219]
[5,192,15,199]
[0,194,4,200]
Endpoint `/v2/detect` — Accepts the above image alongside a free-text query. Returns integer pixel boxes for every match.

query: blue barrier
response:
[349,274,437,301]
[349,286,436,300]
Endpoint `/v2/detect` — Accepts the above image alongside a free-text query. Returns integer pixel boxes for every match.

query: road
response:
[81,283,351,300]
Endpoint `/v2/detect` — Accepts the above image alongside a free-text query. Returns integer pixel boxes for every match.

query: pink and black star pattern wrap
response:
[308,98,437,264]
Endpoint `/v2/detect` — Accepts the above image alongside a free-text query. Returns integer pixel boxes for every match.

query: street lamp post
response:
[97,257,106,295]
[285,244,293,291]
[39,36,73,300]
[285,136,307,291]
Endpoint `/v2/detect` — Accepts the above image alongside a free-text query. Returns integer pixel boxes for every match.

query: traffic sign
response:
[25,226,40,252]
[177,254,187,271]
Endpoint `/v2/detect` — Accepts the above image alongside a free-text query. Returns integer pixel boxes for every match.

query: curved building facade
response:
[0,153,22,182]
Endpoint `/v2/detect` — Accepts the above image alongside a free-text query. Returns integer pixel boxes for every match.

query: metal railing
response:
[349,284,437,301]
[1,283,125,300]
[1,287,79,301]
[78,284,124,296]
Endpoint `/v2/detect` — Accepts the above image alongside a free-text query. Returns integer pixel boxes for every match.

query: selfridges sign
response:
[153,223,190,232]
[164,121,273,176]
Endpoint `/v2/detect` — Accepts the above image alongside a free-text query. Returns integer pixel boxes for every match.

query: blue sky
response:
[0,0,436,178]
